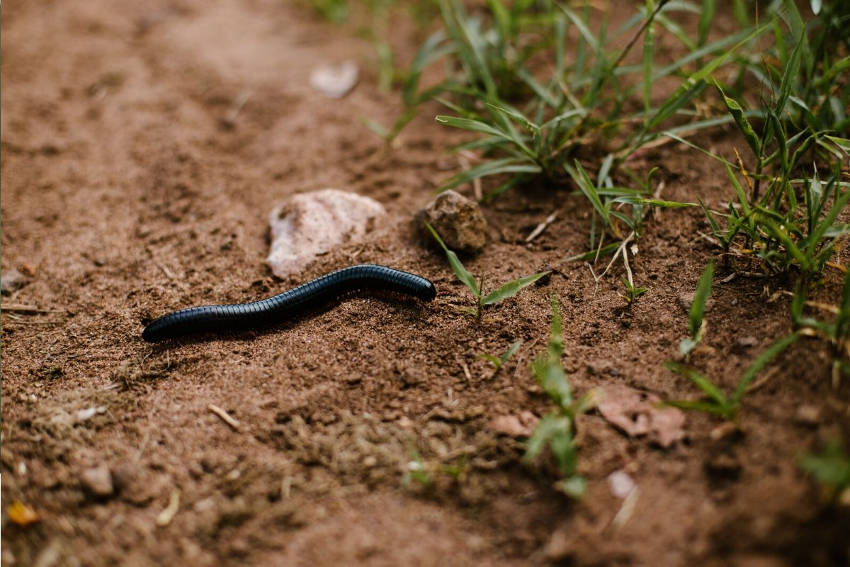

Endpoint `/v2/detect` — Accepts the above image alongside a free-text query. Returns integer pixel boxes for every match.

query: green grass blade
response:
[482,271,550,305]
[435,115,509,138]
[714,81,761,157]
[731,331,800,405]
[440,158,541,192]
[698,0,716,46]
[424,222,480,297]
[689,261,714,339]
[500,341,523,365]
[665,361,728,406]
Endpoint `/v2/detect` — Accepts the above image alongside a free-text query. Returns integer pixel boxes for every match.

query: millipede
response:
[142,264,436,342]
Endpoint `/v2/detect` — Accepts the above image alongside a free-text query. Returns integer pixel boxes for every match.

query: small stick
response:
[208,404,241,431]
[525,210,560,243]
[222,91,252,127]
[461,361,472,382]
[156,489,180,527]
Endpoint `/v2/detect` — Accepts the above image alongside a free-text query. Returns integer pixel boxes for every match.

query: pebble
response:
[607,470,636,499]
[416,190,488,253]
[309,61,359,98]
[266,189,386,279]
[1,269,29,295]
[794,404,821,426]
[80,465,114,498]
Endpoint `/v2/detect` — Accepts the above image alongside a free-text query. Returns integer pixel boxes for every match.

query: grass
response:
[665,331,800,422]
[680,261,714,356]
[323,0,850,505]
[425,222,549,319]
[524,296,597,498]
[478,340,523,371]
[799,440,850,505]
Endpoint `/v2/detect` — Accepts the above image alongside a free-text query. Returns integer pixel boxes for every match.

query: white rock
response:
[309,61,359,98]
[607,470,636,499]
[266,189,386,279]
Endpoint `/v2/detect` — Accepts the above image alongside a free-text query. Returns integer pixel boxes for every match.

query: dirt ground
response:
[2,1,849,565]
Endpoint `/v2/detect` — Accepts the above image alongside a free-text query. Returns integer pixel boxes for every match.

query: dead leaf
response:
[597,384,685,448]
[8,500,40,526]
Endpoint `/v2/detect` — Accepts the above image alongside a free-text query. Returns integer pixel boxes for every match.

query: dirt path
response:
[2,1,848,565]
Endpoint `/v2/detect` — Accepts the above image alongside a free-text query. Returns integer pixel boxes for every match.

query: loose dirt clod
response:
[1,268,29,295]
[267,189,387,279]
[80,465,114,498]
[597,384,686,448]
[416,190,488,254]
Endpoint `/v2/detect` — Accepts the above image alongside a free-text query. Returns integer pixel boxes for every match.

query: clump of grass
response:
[700,80,850,279]
[425,222,549,319]
[665,331,800,422]
[525,295,596,498]
[620,277,647,305]
[799,440,850,505]
[680,261,714,356]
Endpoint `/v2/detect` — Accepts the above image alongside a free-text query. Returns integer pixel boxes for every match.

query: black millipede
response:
[142,264,436,342]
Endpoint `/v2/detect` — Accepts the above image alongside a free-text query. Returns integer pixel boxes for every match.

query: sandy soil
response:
[2,1,849,565]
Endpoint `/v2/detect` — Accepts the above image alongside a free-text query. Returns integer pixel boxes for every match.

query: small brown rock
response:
[794,404,822,426]
[416,190,488,253]
[80,465,114,498]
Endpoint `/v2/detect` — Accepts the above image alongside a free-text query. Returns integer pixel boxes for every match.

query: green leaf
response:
[698,0,716,46]
[644,23,768,134]
[799,440,850,492]
[775,34,803,115]
[482,271,550,305]
[559,476,587,499]
[485,102,539,132]
[824,135,850,156]
[563,242,621,263]
[424,223,480,297]
[714,81,761,157]
[500,341,523,365]
[435,115,508,138]
[731,332,800,405]
[440,158,541,192]
[477,353,502,368]
[566,161,611,229]
[689,261,715,339]
[665,361,729,407]
[524,414,570,461]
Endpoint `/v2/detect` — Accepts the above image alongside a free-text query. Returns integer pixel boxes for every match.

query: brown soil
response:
[2,1,849,566]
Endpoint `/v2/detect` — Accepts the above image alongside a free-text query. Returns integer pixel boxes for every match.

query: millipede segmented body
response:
[142,264,436,342]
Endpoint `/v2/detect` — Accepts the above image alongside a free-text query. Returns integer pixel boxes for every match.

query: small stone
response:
[1,269,29,295]
[416,190,488,254]
[794,404,821,426]
[607,470,636,499]
[309,61,359,98]
[710,422,741,441]
[488,414,535,437]
[266,189,386,279]
[80,465,114,498]
[75,406,105,423]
